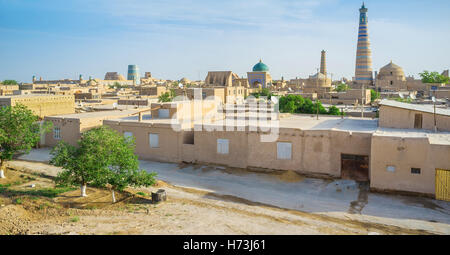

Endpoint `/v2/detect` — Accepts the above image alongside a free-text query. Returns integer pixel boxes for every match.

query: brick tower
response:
[355,2,373,85]
[320,50,326,75]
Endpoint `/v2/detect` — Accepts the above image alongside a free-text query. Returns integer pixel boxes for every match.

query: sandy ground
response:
[0,159,449,235]
[15,149,450,224]
[0,167,446,235]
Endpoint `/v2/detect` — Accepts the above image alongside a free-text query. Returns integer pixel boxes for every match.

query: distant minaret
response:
[320,50,327,75]
[355,2,373,85]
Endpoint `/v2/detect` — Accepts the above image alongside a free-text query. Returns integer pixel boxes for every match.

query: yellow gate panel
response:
[436,169,450,202]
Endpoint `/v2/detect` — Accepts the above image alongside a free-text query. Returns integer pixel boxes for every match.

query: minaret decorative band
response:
[355,3,373,84]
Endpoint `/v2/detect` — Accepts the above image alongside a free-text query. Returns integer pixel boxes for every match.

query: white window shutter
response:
[149,133,159,148]
[158,109,170,118]
[217,139,229,154]
[277,142,292,160]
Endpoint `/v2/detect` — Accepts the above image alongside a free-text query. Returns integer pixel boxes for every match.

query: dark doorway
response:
[341,154,369,181]
[414,113,423,129]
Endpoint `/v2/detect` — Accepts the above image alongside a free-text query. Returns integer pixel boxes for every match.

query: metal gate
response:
[341,154,369,182]
[436,169,450,201]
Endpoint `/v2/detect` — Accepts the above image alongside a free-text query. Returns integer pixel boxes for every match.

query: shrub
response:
[136,191,148,197]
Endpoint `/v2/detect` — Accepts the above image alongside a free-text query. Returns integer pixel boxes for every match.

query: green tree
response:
[50,126,157,199]
[419,71,449,84]
[1,80,18,85]
[0,104,52,179]
[108,82,130,89]
[279,95,341,116]
[251,88,273,100]
[158,92,173,102]
[335,83,349,92]
[370,89,380,102]
[170,88,176,98]
[327,106,341,115]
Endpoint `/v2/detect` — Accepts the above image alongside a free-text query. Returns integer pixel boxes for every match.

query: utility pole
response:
[361,84,364,118]
[316,68,319,89]
[316,99,319,120]
[316,68,319,120]
[433,90,437,133]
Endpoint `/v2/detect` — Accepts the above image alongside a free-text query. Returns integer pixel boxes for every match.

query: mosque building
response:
[293,50,332,96]
[247,59,273,88]
[375,61,427,92]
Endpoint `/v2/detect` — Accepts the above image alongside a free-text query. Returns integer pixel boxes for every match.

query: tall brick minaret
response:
[355,2,373,85]
[320,50,326,75]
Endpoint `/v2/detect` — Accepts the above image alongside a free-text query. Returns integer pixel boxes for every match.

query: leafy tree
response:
[419,71,449,84]
[109,82,129,89]
[170,88,176,98]
[279,95,342,116]
[0,104,52,179]
[370,89,380,102]
[335,83,349,92]
[158,92,173,102]
[99,129,156,203]
[327,106,341,115]
[50,126,156,200]
[1,80,18,85]
[251,88,273,100]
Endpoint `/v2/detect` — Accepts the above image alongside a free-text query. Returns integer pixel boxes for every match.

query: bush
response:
[419,71,449,84]
[136,191,148,197]
[335,83,349,92]
[158,92,172,102]
[0,186,75,198]
[394,98,412,103]
[279,95,342,116]
[370,89,380,101]
[2,80,18,85]
[327,106,341,115]
[251,88,273,100]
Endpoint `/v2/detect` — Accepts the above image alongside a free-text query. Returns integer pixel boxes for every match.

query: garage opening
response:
[341,154,369,181]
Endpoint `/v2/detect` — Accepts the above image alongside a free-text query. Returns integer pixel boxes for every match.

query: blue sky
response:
[1,0,449,82]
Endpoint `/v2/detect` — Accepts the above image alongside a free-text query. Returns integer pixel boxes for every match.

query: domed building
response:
[301,50,332,93]
[252,60,270,72]
[179,77,191,85]
[247,59,272,88]
[375,61,409,91]
[377,61,406,81]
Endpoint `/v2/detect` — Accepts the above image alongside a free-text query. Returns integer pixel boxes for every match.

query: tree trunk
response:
[111,190,116,203]
[80,184,87,197]
[0,160,5,179]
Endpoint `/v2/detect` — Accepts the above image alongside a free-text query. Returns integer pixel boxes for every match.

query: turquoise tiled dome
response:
[252,59,269,72]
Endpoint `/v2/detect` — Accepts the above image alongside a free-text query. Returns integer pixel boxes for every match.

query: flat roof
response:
[199,114,379,133]
[46,109,144,120]
[278,115,378,132]
[379,99,450,116]
[104,114,191,129]
[0,94,73,99]
[374,127,450,145]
